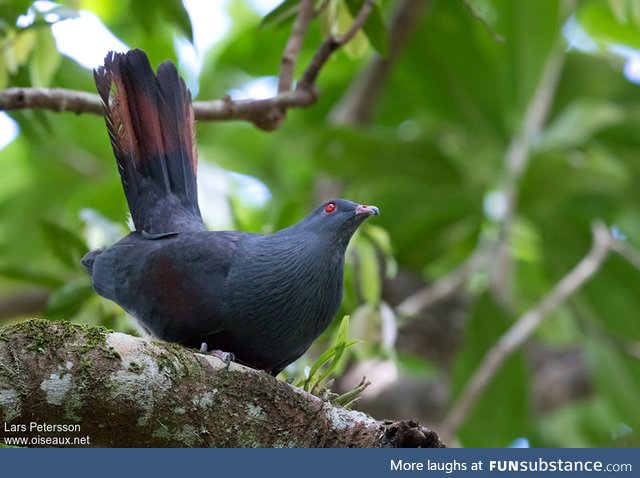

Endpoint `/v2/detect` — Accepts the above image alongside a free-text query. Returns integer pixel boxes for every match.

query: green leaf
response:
[355,237,380,304]
[130,1,154,35]
[0,264,64,288]
[160,0,194,42]
[343,301,396,357]
[462,0,504,42]
[608,0,629,24]
[0,0,36,29]
[5,29,36,75]
[336,310,350,343]
[452,294,531,446]
[45,279,94,320]
[578,0,640,49]
[586,338,640,436]
[537,100,624,152]
[580,254,640,339]
[333,0,368,58]
[536,398,628,447]
[295,315,360,391]
[363,224,397,278]
[131,0,193,42]
[260,0,300,28]
[40,221,89,270]
[606,0,640,27]
[29,27,61,87]
[306,343,339,382]
[345,0,389,56]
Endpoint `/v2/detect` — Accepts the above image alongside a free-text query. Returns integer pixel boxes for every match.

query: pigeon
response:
[82,49,379,375]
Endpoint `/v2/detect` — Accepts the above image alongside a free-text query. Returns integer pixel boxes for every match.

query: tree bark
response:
[0,320,444,448]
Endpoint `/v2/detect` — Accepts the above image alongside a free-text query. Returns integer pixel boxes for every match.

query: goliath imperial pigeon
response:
[82,50,379,375]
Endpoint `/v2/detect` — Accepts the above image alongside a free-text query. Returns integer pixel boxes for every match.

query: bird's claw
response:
[199,343,235,368]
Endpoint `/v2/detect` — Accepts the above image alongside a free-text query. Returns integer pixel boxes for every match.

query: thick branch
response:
[439,222,613,442]
[0,319,444,448]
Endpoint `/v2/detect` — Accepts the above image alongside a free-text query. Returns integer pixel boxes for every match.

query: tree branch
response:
[0,88,103,115]
[298,0,376,90]
[489,35,566,310]
[610,239,640,272]
[0,1,377,132]
[397,36,566,318]
[0,319,444,448]
[193,89,317,131]
[439,222,613,442]
[395,245,488,317]
[0,88,317,131]
[383,3,571,318]
[278,0,315,94]
[314,0,331,17]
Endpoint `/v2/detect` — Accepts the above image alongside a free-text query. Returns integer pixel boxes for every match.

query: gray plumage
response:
[83,50,378,375]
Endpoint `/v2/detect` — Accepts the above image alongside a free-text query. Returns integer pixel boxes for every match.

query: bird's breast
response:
[226,244,345,338]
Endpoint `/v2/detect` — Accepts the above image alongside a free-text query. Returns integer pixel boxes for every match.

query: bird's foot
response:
[199,343,235,367]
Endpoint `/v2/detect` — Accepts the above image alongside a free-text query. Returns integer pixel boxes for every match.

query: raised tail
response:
[94,49,204,236]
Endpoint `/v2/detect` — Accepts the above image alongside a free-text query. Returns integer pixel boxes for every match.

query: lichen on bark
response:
[0,319,444,448]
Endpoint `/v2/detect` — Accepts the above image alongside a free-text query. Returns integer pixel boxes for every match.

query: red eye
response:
[324,202,336,213]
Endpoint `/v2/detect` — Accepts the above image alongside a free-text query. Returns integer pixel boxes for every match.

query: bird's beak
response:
[355,204,380,216]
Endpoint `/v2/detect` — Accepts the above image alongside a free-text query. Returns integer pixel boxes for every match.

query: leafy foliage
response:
[294,315,360,393]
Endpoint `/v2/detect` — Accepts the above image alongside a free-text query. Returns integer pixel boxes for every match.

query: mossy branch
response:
[0,320,443,448]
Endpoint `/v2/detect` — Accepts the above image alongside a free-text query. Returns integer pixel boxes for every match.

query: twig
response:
[490,41,566,309]
[623,341,640,360]
[340,0,375,43]
[278,0,315,93]
[298,0,376,89]
[461,0,505,42]
[0,88,103,115]
[314,0,331,17]
[610,239,640,271]
[193,89,317,131]
[439,222,613,442]
[396,245,489,316]
[0,87,318,131]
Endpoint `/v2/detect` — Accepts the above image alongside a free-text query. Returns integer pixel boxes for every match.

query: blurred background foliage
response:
[1,0,640,447]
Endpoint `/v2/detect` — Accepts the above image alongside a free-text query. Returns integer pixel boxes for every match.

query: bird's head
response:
[299,198,380,247]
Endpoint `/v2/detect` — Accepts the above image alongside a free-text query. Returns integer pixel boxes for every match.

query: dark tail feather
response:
[94,49,204,235]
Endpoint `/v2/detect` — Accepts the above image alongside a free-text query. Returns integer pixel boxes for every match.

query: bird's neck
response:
[266,226,347,265]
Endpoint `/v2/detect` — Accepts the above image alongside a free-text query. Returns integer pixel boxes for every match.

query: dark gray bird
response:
[82,49,379,375]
